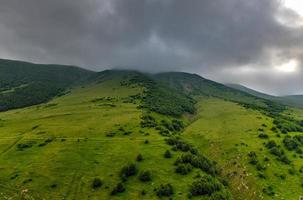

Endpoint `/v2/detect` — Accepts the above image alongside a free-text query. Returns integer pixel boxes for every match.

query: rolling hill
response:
[226,83,303,108]
[0,59,303,200]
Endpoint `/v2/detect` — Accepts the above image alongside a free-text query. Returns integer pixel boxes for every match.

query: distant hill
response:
[226,83,303,108]
[0,59,95,111]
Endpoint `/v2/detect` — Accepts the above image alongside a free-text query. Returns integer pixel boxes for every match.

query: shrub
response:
[262,186,275,196]
[111,182,125,195]
[248,151,258,165]
[210,191,232,200]
[189,175,222,196]
[283,136,300,151]
[175,153,218,176]
[92,178,103,189]
[258,133,269,139]
[175,163,193,175]
[136,154,143,162]
[120,163,137,181]
[165,137,198,154]
[164,150,172,158]
[265,140,277,149]
[139,170,152,182]
[17,141,36,150]
[156,184,174,197]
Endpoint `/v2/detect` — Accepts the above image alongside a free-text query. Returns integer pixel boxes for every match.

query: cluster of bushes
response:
[17,140,36,150]
[165,137,198,154]
[111,182,125,195]
[273,117,303,133]
[265,140,291,164]
[189,174,231,199]
[175,153,218,176]
[139,170,152,182]
[283,135,303,152]
[164,150,172,158]
[120,163,138,181]
[175,163,193,175]
[248,151,258,165]
[262,185,275,196]
[140,115,157,128]
[38,137,55,147]
[156,184,174,197]
[106,127,132,137]
[161,119,184,132]
[258,133,269,139]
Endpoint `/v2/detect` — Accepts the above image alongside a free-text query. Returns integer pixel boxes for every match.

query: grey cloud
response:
[0,0,302,94]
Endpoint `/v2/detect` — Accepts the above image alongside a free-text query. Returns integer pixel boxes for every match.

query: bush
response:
[165,137,198,154]
[164,150,172,158]
[111,182,125,195]
[210,191,232,200]
[120,163,137,181]
[136,154,143,162]
[17,141,36,150]
[175,153,218,176]
[258,133,269,139]
[92,178,103,189]
[175,163,193,175]
[139,170,152,182]
[156,184,174,197]
[248,151,258,165]
[265,140,277,149]
[189,175,222,196]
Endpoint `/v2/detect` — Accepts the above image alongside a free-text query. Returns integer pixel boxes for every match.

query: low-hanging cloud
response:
[0,0,302,95]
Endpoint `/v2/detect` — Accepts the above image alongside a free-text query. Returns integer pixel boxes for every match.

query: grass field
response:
[183,98,303,200]
[0,77,302,199]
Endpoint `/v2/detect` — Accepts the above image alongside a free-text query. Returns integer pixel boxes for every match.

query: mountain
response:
[0,59,95,111]
[226,83,303,108]
[0,59,303,199]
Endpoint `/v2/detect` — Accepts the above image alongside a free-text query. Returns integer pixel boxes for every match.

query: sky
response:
[0,0,302,95]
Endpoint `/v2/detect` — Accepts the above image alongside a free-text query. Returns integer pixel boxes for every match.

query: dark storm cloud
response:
[0,0,302,95]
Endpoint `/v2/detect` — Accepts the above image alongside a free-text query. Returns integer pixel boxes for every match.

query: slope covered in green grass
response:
[0,73,230,199]
[0,63,303,199]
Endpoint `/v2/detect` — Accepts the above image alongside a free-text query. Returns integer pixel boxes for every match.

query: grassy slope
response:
[0,76,208,200]
[183,98,303,200]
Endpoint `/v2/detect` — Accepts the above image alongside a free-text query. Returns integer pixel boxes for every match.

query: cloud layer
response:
[0,0,302,95]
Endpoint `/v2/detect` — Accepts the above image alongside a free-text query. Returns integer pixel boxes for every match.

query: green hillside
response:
[0,64,303,199]
[0,59,95,111]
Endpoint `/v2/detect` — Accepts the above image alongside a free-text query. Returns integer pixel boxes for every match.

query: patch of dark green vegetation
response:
[17,141,36,150]
[111,182,125,195]
[128,74,196,116]
[38,137,55,147]
[156,183,174,197]
[92,178,103,189]
[119,163,138,181]
[138,170,152,182]
[264,140,291,164]
[166,137,198,154]
[189,174,232,199]
[283,135,303,151]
